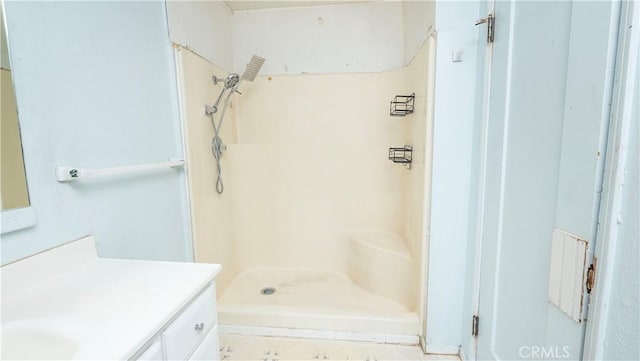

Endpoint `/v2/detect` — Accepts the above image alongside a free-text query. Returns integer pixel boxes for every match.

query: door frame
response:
[468,0,495,359]
[582,1,639,359]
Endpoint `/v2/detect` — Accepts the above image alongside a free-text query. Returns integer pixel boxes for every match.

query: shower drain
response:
[260,287,276,295]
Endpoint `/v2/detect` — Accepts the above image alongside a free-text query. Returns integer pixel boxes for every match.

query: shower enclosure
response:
[174,36,436,343]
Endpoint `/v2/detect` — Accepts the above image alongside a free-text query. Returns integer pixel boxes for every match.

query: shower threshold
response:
[218,268,419,343]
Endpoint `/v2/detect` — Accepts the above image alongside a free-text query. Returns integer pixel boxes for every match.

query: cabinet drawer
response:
[162,283,217,360]
[189,326,219,361]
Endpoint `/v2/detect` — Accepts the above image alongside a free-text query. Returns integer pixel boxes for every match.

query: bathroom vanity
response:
[1,236,221,360]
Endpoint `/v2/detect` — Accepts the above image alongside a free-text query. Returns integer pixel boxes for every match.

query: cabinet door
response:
[162,283,217,360]
[136,340,163,361]
[189,326,219,361]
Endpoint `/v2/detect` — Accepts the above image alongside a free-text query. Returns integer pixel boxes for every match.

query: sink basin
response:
[1,323,77,360]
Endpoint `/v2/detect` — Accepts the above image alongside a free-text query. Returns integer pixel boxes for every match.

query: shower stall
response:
[174,35,436,343]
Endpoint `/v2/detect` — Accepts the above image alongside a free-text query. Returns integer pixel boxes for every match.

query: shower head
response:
[224,73,240,89]
[205,55,264,116]
[241,55,266,82]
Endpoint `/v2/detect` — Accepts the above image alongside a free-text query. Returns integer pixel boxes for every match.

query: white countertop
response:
[1,236,221,360]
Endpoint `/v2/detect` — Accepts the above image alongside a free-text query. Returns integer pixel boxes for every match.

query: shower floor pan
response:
[218,268,419,342]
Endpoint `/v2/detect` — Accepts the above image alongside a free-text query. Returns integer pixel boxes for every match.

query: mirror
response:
[0,5,30,212]
[1,4,35,234]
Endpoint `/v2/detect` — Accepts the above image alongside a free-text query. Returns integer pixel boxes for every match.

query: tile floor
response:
[219,333,460,361]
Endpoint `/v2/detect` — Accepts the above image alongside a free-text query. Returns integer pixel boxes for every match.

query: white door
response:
[475,1,620,360]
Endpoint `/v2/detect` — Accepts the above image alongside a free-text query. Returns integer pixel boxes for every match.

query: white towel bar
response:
[56,159,185,182]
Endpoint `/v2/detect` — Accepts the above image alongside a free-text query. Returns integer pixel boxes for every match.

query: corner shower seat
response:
[347,230,416,311]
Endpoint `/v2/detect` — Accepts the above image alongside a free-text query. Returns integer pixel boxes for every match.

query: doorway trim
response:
[582,1,638,359]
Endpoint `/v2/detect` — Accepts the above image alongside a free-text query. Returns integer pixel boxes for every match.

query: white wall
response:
[426,0,479,353]
[166,0,234,72]
[1,1,190,264]
[169,1,435,75]
[402,0,435,65]
[232,2,404,75]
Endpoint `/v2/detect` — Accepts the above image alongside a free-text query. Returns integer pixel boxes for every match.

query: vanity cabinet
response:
[136,341,163,361]
[135,283,219,361]
[1,236,222,360]
[189,326,220,360]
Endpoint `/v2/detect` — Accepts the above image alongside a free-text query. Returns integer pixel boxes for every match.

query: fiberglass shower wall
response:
[228,41,433,310]
[174,46,240,292]
[173,1,435,335]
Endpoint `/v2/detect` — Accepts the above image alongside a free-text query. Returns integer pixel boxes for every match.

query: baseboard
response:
[219,325,420,345]
[424,344,461,355]
[419,335,428,354]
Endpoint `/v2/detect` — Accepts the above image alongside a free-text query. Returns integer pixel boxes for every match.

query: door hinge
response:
[586,261,596,294]
[476,14,495,43]
[472,315,479,337]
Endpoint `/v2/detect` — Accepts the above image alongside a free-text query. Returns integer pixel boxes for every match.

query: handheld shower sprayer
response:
[206,73,241,115]
[224,73,240,89]
[205,55,265,194]
[211,73,240,89]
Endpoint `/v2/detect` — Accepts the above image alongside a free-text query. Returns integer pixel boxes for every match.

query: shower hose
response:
[209,88,234,195]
